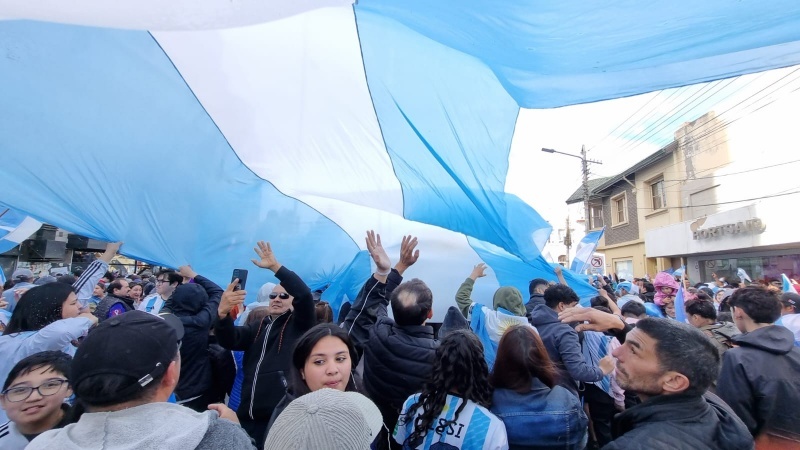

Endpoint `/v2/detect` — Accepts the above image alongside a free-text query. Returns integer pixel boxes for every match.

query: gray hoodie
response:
[26,402,255,450]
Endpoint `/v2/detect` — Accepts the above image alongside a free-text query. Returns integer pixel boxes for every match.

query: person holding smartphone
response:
[214,241,315,449]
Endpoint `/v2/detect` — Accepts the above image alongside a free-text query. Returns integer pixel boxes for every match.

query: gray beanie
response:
[264,389,382,450]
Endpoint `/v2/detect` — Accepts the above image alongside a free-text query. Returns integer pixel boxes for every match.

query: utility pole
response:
[542,145,603,233]
[564,216,572,268]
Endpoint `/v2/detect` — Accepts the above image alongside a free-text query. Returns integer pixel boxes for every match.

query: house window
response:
[650,178,666,210]
[589,204,604,229]
[614,259,634,281]
[611,193,627,226]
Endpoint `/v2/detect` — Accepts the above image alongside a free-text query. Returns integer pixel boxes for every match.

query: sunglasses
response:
[269,292,290,300]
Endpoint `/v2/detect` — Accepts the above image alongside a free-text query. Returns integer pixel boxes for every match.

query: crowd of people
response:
[0,234,799,449]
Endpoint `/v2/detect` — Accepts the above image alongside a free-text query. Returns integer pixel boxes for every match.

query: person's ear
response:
[300,369,305,380]
[661,371,690,394]
[163,359,181,389]
[427,309,433,320]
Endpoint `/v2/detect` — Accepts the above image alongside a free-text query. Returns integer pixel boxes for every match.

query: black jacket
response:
[161,276,223,400]
[604,392,754,449]
[214,266,315,422]
[343,269,402,357]
[717,325,800,442]
[364,317,438,431]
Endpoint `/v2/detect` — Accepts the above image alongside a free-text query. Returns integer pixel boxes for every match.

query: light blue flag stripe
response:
[358,0,800,108]
[0,21,363,302]
[468,237,598,306]
[356,10,552,264]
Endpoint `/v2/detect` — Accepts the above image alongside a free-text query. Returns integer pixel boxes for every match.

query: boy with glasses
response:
[0,351,74,449]
[138,269,182,315]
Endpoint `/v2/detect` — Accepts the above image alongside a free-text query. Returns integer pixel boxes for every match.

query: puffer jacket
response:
[342,269,403,357]
[364,316,438,431]
[653,272,679,306]
[604,392,753,449]
[717,325,800,442]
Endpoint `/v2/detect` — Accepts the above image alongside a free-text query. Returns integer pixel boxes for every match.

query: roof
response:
[565,176,614,204]
[565,141,677,205]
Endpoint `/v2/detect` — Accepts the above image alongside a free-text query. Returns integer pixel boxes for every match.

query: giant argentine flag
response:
[3,2,800,318]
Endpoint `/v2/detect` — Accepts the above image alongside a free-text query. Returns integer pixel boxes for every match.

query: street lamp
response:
[541,145,602,233]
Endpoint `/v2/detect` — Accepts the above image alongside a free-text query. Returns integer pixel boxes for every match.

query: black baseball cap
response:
[71,311,184,404]
[780,292,800,314]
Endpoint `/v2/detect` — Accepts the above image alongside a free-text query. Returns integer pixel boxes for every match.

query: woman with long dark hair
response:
[394,329,507,449]
[490,325,587,449]
[0,283,97,423]
[264,323,361,437]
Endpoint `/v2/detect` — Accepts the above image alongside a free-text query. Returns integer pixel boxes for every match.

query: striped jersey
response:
[394,393,508,450]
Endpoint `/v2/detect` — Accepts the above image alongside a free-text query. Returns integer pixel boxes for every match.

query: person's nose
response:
[325,362,339,375]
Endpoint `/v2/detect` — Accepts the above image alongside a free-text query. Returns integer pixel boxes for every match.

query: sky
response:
[505,64,800,227]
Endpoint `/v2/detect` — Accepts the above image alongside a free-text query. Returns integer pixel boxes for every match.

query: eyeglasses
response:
[269,292,290,300]
[2,379,68,402]
[156,279,169,284]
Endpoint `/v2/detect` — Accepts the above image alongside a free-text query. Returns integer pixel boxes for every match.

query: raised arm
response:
[72,241,121,309]
[554,264,568,287]
[343,232,417,354]
[165,265,223,328]
[456,263,486,318]
[251,240,315,329]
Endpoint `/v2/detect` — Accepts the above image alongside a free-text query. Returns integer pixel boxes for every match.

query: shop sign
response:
[692,218,765,240]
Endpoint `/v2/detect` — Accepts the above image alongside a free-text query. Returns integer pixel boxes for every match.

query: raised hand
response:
[251,241,281,272]
[554,265,563,275]
[100,241,123,263]
[178,265,198,280]
[395,235,419,275]
[218,279,247,319]
[365,230,391,274]
[470,263,488,281]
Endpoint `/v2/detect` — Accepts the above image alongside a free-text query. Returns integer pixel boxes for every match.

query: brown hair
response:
[489,325,558,391]
[245,307,271,327]
[315,302,333,324]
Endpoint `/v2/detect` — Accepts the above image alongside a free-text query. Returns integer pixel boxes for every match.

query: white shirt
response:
[394,393,508,450]
[137,294,166,314]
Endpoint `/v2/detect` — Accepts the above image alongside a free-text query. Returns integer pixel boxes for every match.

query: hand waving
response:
[395,235,419,275]
[251,241,281,273]
[365,230,391,273]
[470,263,488,281]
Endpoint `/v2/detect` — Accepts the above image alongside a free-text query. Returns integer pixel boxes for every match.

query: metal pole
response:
[581,145,591,234]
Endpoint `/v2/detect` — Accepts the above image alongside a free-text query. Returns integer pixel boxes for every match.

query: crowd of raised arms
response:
[0,232,798,450]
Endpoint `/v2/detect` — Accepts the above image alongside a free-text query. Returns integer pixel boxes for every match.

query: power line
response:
[620,67,800,158]
[630,188,800,210]
[660,159,800,183]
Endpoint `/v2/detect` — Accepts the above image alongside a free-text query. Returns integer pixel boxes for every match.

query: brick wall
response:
[603,183,639,245]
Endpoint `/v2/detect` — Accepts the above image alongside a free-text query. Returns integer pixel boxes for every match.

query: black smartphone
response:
[231,268,248,291]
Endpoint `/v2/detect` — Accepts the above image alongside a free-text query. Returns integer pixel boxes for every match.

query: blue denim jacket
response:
[491,379,588,450]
